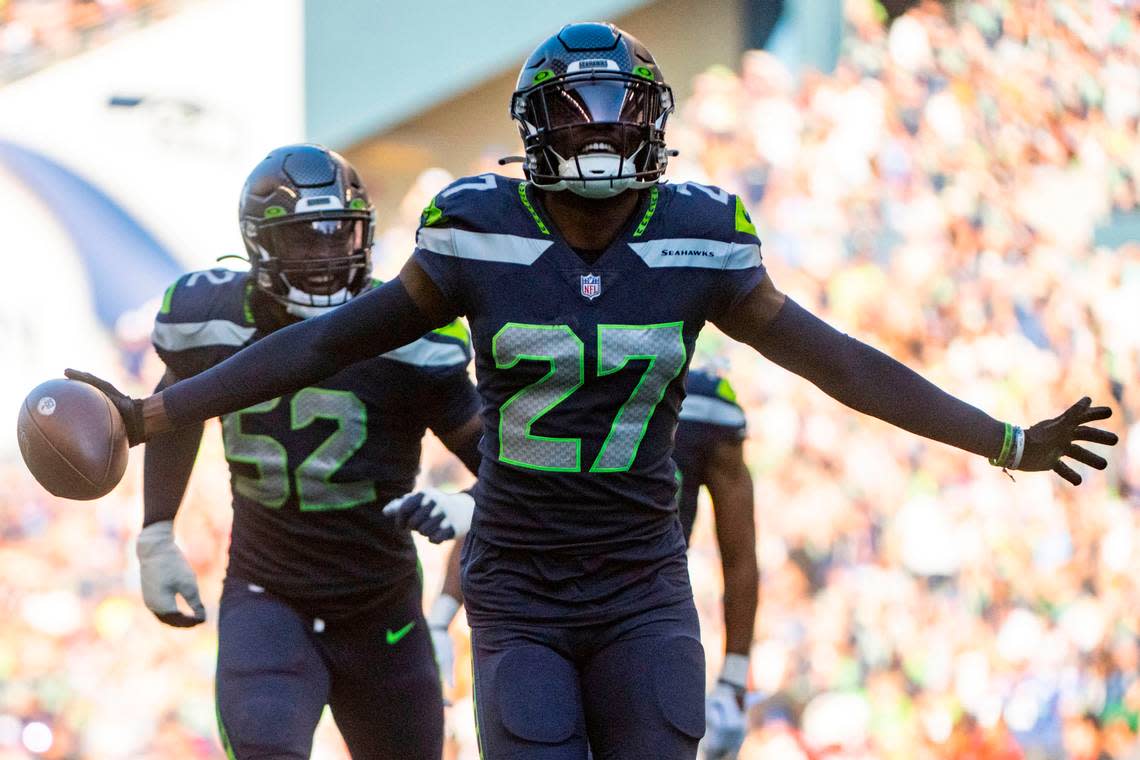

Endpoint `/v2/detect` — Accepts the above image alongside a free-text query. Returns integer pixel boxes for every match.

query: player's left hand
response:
[137,520,206,628]
[383,488,474,543]
[704,682,747,759]
[1016,397,1118,485]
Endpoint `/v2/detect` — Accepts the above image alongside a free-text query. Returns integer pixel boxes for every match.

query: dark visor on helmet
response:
[263,218,365,261]
[520,75,660,131]
[510,70,674,187]
[260,218,369,297]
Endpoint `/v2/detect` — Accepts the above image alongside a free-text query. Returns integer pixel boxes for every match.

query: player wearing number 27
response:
[67,22,1118,760]
[140,145,481,760]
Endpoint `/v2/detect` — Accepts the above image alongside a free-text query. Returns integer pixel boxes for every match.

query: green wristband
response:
[989,422,1013,467]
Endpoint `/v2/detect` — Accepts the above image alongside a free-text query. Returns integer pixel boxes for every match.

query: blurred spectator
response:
[0,0,188,83]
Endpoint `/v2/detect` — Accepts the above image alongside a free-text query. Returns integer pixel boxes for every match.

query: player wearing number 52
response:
[128,145,481,760]
[61,23,1117,760]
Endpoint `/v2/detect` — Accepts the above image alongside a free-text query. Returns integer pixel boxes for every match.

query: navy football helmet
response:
[510,23,674,198]
[238,144,374,318]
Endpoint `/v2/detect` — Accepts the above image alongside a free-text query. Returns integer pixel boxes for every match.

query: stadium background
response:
[1,0,1138,757]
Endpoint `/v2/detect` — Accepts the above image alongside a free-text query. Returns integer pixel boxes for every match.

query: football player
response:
[139,144,481,759]
[674,368,757,760]
[69,23,1118,760]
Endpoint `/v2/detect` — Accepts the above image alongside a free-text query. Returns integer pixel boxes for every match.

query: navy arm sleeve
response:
[162,278,441,426]
[423,371,481,438]
[426,371,482,475]
[757,298,1004,458]
[444,426,483,477]
[142,373,204,527]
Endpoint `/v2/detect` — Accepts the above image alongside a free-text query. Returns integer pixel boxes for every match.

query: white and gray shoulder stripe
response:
[678,394,747,429]
[627,238,761,270]
[152,319,256,352]
[417,227,553,265]
[382,336,469,368]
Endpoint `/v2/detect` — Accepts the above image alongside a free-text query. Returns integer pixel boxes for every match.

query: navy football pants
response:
[470,597,705,759]
[214,577,442,759]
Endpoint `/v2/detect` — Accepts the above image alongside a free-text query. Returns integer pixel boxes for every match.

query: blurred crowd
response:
[672,0,1140,758]
[3,0,1140,757]
[0,0,184,84]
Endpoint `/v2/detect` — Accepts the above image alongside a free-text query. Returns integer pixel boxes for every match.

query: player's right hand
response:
[64,369,147,446]
[383,488,474,543]
[136,520,206,627]
[1017,397,1118,485]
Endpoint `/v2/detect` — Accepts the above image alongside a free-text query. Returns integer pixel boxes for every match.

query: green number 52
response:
[222,388,375,511]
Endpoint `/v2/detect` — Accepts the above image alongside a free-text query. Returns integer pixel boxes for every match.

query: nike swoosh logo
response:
[386,621,415,645]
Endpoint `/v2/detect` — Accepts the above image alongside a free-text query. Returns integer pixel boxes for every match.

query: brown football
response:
[16,378,128,500]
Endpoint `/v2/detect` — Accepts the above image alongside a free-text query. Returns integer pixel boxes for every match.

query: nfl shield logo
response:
[580,273,602,300]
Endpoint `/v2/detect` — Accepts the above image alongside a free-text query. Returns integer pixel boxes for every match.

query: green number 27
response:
[493,322,686,473]
[221,388,375,511]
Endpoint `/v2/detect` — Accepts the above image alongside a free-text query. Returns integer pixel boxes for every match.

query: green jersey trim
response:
[382,336,469,368]
[632,186,660,238]
[734,195,757,237]
[715,377,738,403]
[432,319,471,346]
[159,281,177,315]
[517,183,550,235]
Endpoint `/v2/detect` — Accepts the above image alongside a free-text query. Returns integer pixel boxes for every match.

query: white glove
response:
[431,627,456,689]
[703,653,749,759]
[383,488,474,543]
[136,520,206,627]
[428,594,460,689]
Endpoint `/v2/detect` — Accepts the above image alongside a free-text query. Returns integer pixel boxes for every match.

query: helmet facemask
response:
[249,212,372,319]
[238,144,375,320]
[512,70,674,199]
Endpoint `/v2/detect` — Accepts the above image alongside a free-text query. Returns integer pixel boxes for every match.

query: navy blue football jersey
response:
[412,175,763,622]
[152,269,479,617]
[673,368,748,544]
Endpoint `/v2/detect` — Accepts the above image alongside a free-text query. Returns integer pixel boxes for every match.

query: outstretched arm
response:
[73,261,458,444]
[713,274,1117,482]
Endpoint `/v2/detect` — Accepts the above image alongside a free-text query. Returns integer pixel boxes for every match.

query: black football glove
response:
[64,369,146,446]
[1017,397,1118,485]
